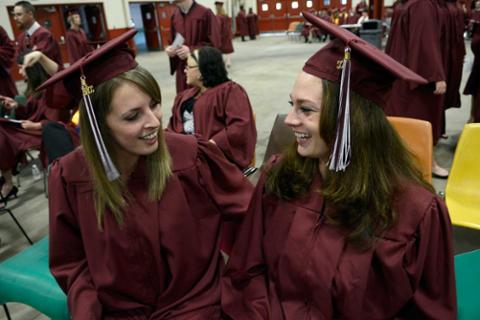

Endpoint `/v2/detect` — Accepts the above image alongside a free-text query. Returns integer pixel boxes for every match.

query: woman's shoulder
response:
[52,147,90,183]
[164,131,199,172]
[388,181,443,237]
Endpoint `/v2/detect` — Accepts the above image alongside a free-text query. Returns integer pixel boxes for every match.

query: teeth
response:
[140,132,157,140]
[294,131,310,139]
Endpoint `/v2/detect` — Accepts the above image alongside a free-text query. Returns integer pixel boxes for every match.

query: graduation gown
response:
[385,0,446,143]
[168,81,256,169]
[66,28,93,63]
[169,2,222,93]
[49,133,253,319]
[463,11,480,122]
[222,156,457,320]
[246,13,259,37]
[17,25,63,65]
[236,11,249,37]
[0,26,18,97]
[217,15,234,54]
[0,94,72,170]
[443,1,466,110]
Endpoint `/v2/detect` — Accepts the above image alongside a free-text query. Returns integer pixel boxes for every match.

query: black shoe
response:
[0,186,19,203]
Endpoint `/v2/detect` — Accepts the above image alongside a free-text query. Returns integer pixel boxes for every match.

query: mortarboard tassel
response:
[81,75,120,181]
[328,46,351,172]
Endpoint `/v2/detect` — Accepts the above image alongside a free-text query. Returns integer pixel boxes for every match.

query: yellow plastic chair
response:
[446,123,480,230]
[387,117,433,183]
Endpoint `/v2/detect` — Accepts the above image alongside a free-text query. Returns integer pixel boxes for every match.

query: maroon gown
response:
[217,15,234,54]
[0,26,18,98]
[17,25,63,65]
[169,2,221,93]
[236,11,248,37]
[222,156,457,319]
[246,13,259,37]
[49,133,253,319]
[168,81,256,169]
[66,28,93,63]
[464,11,480,122]
[443,1,466,110]
[385,0,446,143]
[0,94,72,170]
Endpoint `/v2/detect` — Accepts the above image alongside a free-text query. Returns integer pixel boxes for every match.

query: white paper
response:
[172,33,185,49]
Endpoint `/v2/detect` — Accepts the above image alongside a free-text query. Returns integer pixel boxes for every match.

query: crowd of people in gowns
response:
[2,0,478,318]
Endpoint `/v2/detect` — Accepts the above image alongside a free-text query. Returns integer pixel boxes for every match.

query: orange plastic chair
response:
[387,117,433,183]
[445,123,480,230]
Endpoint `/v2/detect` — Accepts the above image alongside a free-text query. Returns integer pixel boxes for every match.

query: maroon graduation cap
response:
[301,11,427,172]
[37,29,138,181]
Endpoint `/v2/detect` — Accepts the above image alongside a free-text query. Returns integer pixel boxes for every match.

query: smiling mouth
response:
[140,131,158,140]
[294,131,311,140]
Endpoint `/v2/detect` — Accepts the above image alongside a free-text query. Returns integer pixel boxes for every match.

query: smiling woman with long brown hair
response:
[40,30,252,319]
[222,13,456,319]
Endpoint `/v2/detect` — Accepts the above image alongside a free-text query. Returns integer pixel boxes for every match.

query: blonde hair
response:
[79,65,171,230]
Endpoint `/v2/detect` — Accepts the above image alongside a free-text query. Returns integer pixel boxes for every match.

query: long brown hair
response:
[79,65,171,230]
[266,79,433,248]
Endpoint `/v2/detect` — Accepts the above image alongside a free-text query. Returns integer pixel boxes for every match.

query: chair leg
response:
[5,208,33,245]
[3,304,12,320]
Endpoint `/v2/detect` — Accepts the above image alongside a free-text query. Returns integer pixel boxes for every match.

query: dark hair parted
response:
[17,49,48,98]
[193,46,229,88]
[265,79,434,248]
[14,1,35,14]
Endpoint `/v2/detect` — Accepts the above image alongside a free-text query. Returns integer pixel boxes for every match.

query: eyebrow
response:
[289,95,318,106]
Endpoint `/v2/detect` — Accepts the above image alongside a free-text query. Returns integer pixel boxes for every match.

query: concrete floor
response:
[1,34,478,319]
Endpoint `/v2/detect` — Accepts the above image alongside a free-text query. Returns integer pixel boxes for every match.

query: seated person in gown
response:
[39,30,253,319]
[0,50,73,206]
[222,12,457,319]
[168,46,257,170]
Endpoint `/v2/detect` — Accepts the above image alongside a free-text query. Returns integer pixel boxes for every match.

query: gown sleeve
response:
[221,167,273,319]
[209,84,257,169]
[196,137,254,218]
[48,161,103,319]
[401,196,457,319]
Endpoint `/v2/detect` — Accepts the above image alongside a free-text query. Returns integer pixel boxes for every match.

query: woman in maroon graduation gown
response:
[41,30,253,319]
[464,0,480,122]
[222,12,457,319]
[168,46,256,170]
[0,50,70,205]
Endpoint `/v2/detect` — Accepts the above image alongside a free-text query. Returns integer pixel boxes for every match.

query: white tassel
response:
[81,76,120,181]
[328,47,352,172]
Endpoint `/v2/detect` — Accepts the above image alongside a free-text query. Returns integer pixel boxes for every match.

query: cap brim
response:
[302,11,427,85]
[37,29,137,92]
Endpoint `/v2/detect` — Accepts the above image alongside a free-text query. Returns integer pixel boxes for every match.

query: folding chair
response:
[455,249,480,319]
[446,123,480,230]
[0,195,33,245]
[387,116,433,183]
[0,237,69,320]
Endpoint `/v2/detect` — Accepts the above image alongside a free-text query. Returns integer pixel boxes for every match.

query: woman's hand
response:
[0,96,18,110]
[19,50,59,76]
[177,45,191,60]
[21,120,42,131]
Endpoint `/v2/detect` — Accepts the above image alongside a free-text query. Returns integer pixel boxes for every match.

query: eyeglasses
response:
[185,64,198,70]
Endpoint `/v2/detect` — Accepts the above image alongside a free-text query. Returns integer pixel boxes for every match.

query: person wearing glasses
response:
[168,46,256,171]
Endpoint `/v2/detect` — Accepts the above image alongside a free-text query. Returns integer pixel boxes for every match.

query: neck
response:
[116,153,139,181]
[318,159,328,180]
[71,24,80,31]
[23,20,34,31]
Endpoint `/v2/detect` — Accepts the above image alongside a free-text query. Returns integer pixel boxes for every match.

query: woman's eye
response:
[300,106,313,113]
[150,101,160,109]
[288,100,294,106]
[124,112,139,121]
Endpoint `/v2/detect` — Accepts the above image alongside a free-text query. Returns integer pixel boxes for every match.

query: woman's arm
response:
[21,50,59,76]
[48,161,103,319]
